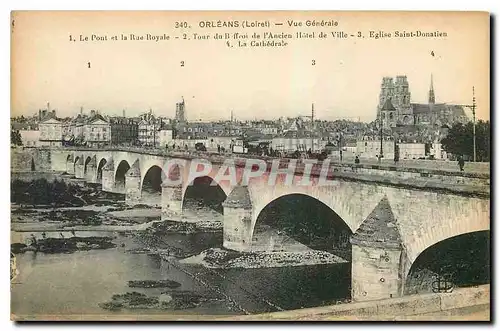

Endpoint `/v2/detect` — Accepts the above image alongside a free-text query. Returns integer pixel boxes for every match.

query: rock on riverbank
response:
[99,290,224,311]
[11,236,116,254]
[128,280,181,289]
[179,248,348,269]
[148,220,223,234]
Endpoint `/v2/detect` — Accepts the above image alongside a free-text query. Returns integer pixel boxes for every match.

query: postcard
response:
[10,10,490,321]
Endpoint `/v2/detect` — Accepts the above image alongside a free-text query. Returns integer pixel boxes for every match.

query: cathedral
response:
[377,75,469,129]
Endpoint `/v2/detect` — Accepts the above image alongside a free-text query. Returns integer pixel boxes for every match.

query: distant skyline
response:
[11,11,489,122]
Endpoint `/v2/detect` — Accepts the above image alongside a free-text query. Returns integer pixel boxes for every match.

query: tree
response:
[11,130,22,146]
[441,121,490,161]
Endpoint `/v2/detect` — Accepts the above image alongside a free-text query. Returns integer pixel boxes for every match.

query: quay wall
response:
[224,284,490,321]
[10,147,51,172]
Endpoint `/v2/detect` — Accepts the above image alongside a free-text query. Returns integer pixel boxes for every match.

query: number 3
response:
[312,60,316,65]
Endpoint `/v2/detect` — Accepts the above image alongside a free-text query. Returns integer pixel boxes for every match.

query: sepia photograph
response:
[9,10,490,321]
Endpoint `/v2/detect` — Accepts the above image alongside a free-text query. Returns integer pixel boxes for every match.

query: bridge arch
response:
[383,189,490,264]
[141,165,166,205]
[97,158,108,182]
[73,155,82,173]
[249,183,377,238]
[404,230,490,295]
[251,193,353,257]
[182,176,227,215]
[84,156,93,175]
[114,160,131,192]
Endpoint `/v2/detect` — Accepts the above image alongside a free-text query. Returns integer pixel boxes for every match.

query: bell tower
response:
[428,74,435,104]
[378,77,394,117]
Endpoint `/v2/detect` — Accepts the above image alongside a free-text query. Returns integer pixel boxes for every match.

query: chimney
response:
[80,106,83,115]
[91,109,96,117]
[38,109,42,121]
[123,109,126,117]
[47,102,50,111]
[52,110,56,117]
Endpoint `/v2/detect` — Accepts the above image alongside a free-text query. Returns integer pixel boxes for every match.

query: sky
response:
[11,11,490,122]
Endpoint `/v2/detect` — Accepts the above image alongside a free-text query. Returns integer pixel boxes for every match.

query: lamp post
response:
[311,103,315,153]
[379,113,384,163]
[472,87,477,162]
[456,86,477,162]
[339,131,343,162]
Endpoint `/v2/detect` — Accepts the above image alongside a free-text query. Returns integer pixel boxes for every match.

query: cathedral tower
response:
[428,74,435,104]
[377,75,413,126]
[378,77,394,117]
[393,75,411,111]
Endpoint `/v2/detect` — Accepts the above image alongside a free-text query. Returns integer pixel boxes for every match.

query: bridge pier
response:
[74,158,84,179]
[101,162,115,192]
[85,164,97,183]
[350,196,408,302]
[66,157,74,175]
[161,183,183,221]
[125,162,141,205]
[222,185,253,252]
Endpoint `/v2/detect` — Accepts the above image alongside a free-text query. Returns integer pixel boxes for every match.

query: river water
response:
[11,228,351,317]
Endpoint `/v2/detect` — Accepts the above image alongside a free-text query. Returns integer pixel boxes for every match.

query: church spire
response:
[428,74,435,104]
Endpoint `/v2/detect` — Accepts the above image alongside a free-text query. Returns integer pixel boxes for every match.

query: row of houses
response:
[14,107,449,160]
[20,110,174,148]
[355,139,446,160]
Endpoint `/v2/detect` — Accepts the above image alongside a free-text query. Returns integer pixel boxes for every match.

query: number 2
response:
[180,61,185,67]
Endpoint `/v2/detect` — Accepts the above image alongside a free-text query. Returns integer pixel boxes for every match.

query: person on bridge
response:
[458,155,465,172]
[355,155,360,164]
[394,145,400,165]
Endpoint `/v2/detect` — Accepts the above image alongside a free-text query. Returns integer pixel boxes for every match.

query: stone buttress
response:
[125,160,141,205]
[350,195,408,301]
[222,184,253,252]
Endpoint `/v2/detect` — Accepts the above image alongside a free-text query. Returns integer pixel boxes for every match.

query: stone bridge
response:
[48,147,490,303]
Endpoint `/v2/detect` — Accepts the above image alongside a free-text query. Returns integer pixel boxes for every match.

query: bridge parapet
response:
[55,146,489,176]
[40,147,490,197]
